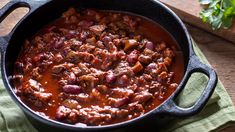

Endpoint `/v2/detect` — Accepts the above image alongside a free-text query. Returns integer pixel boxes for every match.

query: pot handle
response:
[156,55,217,116]
[0,0,48,52]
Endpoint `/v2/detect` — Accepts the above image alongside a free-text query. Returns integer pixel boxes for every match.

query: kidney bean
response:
[68,72,77,84]
[116,75,129,86]
[110,97,130,108]
[106,72,116,83]
[133,91,153,103]
[102,36,112,45]
[127,50,139,64]
[62,85,82,94]
[78,20,94,28]
[145,41,154,51]
[116,109,129,118]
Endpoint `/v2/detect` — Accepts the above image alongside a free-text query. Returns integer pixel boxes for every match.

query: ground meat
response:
[13,8,182,126]
[89,24,107,34]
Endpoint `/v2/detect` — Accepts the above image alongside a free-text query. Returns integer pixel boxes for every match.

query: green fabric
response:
[0,40,234,132]
[158,40,235,132]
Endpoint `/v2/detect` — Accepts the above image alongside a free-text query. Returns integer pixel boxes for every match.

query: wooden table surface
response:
[0,0,235,131]
[160,0,235,43]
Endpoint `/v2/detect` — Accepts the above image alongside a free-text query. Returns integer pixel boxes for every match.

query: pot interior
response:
[5,0,190,78]
[3,0,191,130]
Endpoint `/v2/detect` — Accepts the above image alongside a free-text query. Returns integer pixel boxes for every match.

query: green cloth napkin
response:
[0,40,235,132]
[158,41,235,132]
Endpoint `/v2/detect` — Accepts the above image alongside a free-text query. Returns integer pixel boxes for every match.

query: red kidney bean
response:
[117,75,129,86]
[127,50,139,64]
[68,72,77,84]
[78,20,94,28]
[106,72,116,83]
[145,41,154,51]
[62,85,82,94]
[146,63,157,70]
[114,97,130,108]
[102,36,112,45]
[133,91,152,103]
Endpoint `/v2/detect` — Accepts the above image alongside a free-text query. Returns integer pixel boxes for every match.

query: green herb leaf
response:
[222,16,233,28]
[199,0,235,29]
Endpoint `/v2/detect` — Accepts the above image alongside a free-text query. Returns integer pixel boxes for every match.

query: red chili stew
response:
[13,8,184,126]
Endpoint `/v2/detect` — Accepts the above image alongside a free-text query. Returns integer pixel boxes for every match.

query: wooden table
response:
[0,0,235,131]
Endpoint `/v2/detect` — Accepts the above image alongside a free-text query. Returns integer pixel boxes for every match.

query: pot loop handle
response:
[155,55,217,116]
[0,0,48,53]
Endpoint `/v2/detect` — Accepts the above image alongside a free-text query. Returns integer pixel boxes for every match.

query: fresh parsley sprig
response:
[199,0,235,30]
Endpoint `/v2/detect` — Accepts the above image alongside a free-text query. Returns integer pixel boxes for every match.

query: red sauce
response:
[13,8,184,126]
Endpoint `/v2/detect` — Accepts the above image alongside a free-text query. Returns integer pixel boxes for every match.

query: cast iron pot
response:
[0,0,218,131]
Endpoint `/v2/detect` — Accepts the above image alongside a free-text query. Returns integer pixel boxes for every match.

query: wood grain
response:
[0,0,235,131]
[160,0,235,43]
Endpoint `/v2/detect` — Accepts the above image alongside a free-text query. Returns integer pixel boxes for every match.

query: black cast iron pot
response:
[0,0,218,131]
